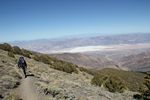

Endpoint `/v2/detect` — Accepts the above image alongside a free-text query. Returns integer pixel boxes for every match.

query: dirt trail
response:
[13,65,47,100]
[18,77,42,100]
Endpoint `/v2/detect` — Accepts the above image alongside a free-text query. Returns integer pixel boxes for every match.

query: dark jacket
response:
[18,57,27,68]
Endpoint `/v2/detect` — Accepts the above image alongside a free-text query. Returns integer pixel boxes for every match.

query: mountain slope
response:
[119,51,150,72]
[0,43,147,100]
[51,53,119,69]
[0,49,21,99]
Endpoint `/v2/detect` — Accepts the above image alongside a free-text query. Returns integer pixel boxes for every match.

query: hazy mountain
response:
[11,33,150,53]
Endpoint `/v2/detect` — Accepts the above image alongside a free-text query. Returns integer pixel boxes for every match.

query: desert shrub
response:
[12,46,22,54]
[8,69,22,79]
[33,54,78,74]
[92,73,126,93]
[0,43,31,58]
[1,75,19,89]
[52,61,78,74]
[133,72,150,99]
[22,49,32,55]
[91,73,108,86]
[44,86,62,97]
[0,43,30,58]
[144,72,150,89]
[98,68,145,92]
[138,72,150,99]
[104,76,126,93]
[8,51,15,58]
[0,43,13,51]
[79,67,96,75]
[133,94,142,99]
[142,90,150,100]
[5,93,21,100]
[22,49,32,58]
[33,54,40,61]
[33,54,53,64]
[40,55,54,64]
[12,46,23,55]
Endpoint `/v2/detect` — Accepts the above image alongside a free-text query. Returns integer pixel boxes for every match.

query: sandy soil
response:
[18,77,41,100]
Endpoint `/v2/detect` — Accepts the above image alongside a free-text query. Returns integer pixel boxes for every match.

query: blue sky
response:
[0,0,150,42]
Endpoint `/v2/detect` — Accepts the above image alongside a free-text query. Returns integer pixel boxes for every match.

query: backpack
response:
[18,57,26,68]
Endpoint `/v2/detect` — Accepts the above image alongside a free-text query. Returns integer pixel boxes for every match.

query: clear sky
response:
[0,0,150,42]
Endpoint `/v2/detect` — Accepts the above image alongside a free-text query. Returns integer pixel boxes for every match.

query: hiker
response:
[18,57,27,78]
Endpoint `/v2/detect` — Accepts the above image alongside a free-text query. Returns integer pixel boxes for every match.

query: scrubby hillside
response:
[0,49,21,99]
[0,43,146,100]
[91,68,146,92]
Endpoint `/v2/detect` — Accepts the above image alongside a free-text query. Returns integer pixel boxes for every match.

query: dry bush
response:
[33,54,78,74]
[91,73,126,93]
[91,68,146,93]
[51,61,78,74]
[22,49,32,58]
[8,51,15,58]
[79,67,96,75]
[0,43,32,58]
[0,43,13,51]
[4,92,21,100]
[12,46,23,55]
[134,72,150,99]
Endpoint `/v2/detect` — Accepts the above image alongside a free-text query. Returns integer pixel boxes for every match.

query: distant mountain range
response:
[10,33,150,72]
[11,33,150,53]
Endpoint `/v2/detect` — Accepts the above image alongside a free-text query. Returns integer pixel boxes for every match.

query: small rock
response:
[0,94,4,99]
